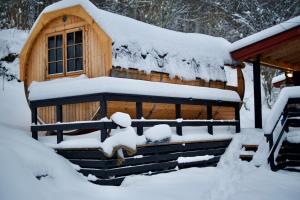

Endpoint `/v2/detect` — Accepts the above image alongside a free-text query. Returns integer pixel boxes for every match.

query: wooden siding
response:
[24,15,110,123]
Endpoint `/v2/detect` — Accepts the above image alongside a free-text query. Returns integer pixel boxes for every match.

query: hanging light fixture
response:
[286,71,293,78]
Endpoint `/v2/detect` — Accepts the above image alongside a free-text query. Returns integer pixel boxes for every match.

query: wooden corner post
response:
[253,56,262,129]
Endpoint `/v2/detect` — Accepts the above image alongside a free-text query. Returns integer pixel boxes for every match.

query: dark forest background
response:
[1,0,299,42]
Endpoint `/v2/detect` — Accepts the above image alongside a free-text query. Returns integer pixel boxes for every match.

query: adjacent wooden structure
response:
[20,5,244,127]
[231,21,300,128]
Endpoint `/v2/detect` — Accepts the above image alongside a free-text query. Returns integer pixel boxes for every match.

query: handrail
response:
[267,118,288,170]
[29,92,241,144]
[265,97,300,171]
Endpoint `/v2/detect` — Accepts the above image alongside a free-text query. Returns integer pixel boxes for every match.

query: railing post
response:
[136,102,143,136]
[56,105,63,144]
[31,105,38,140]
[235,103,240,133]
[100,96,108,142]
[207,104,213,134]
[175,104,182,136]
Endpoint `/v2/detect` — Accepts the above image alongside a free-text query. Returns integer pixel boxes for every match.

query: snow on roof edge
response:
[28,76,241,102]
[231,16,300,52]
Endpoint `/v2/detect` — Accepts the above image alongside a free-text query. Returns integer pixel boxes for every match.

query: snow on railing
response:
[264,86,300,134]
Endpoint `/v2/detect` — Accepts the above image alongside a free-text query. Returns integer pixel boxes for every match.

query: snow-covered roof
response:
[28,76,240,102]
[231,16,300,52]
[31,0,233,82]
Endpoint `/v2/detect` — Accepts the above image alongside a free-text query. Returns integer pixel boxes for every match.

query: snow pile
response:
[272,74,286,84]
[102,127,137,157]
[1,79,300,200]
[30,0,233,82]
[28,76,240,102]
[264,86,300,134]
[177,155,214,164]
[0,126,91,200]
[286,128,300,144]
[111,112,132,128]
[144,124,172,143]
[231,16,300,52]
[0,29,28,58]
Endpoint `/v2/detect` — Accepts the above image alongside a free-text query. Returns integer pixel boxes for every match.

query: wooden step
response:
[286,160,300,167]
[240,154,253,162]
[283,167,300,173]
[241,144,258,152]
[57,139,231,160]
[80,156,219,179]
[69,148,225,169]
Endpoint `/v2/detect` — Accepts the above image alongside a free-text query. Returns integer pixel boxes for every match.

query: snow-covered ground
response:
[1,28,300,200]
[1,68,300,200]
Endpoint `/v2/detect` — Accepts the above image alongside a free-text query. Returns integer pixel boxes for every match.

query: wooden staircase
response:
[276,141,300,172]
[265,98,300,171]
[56,139,231,185]
[240,144,258,162]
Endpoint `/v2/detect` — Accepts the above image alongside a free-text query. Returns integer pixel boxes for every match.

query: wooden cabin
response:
[20,0,244,127]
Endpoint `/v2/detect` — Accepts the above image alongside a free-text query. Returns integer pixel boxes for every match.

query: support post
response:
[31,106,38,140]
[207,104,213,134]
[56,105,63,144]
[136,102,143,136]
[100,96,108,142]
[235,103,240,133]
[175,104,182,136]
[253,56,262,128]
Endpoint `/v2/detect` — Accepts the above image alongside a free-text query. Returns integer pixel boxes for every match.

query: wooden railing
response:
[30,92,241,144]
[265,97,300,170]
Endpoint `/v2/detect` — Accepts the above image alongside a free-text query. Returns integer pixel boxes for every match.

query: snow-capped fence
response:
[264,94,300,171]
[30,91,240,144]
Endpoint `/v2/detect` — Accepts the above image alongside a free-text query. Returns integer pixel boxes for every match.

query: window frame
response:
[46,26,85,78]
[65,27,84,75]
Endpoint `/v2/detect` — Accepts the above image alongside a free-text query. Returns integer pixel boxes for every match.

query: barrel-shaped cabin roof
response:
[20,0,233,83]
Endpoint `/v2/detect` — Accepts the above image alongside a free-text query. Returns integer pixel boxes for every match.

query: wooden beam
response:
[136,102,143,136]
[175,104,182,136]
[31,106,38,140]
[56,105,63,143]
[231,26,300,61]
[253,57,262,129]
[207,104,213,134]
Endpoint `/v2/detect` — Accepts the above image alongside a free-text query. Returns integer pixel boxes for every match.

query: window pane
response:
[75,58,83,71]
[56,35,63,47]
[67,46,74,59]
[75,44,82,57]
[48,36,55,49]
[56,48,63,61]
[67,32,74,45]
[48,63,56,74]
[67,59,75,72]
[57,61,63,73]
[48,49,55,62]
[75,31,82,43]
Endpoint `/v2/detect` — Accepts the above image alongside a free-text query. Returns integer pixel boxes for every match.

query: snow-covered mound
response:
[111,112,132,128]
[28,76,241,101]
[29,0,233,82]
[144,124,172,143]
[0,29,28,58]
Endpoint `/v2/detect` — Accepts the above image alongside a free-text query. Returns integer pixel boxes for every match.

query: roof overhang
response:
[231,25,300,71]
